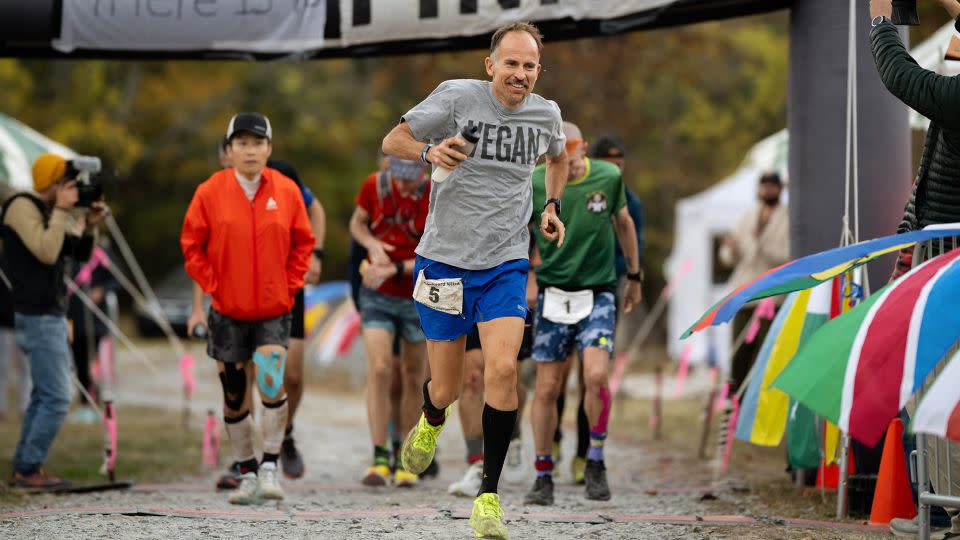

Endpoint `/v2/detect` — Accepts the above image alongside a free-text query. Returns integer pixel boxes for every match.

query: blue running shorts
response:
[413,256,530,341]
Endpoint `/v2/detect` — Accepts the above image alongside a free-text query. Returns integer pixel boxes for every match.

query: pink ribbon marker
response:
[672,343,693,398]
[98,336,115,387]
[744,298,777,345]
[661,258,694,300]
[609,351,629,398]
[337,311,362,356]
[202,411,220,468]
[180,354,196,399]
[714,381,730,414]
[74,247,110,287]
[720,398,741,474]
[103,402,118,475]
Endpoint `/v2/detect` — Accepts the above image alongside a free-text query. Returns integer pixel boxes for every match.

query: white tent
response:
[664,22,956,367]
[0,113,75,192]
[665,130,787,367]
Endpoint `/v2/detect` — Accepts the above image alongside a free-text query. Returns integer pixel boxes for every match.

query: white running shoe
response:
[256,462,284,500]
[504,438,527,484]
[227,472,259,505]
[448,461,484,497]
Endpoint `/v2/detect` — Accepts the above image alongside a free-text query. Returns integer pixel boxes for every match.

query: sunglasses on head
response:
[565,139,584,153]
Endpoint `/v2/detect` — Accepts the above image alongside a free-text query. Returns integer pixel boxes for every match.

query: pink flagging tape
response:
[785,517,887,532]
[672,343,692,398]
[297,508,437,519]
[0,506,137,519]
[139,506,287,520]
[661,258,694,300]
[201,411,219,468]
[609,351,629,398]
[714,381,730,414]
[180,354,196,399]
[614,514,755,524]
[131,481,365,493]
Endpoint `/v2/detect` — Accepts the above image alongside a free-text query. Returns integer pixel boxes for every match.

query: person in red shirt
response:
[180,113,314,505]
[349,157,430,487]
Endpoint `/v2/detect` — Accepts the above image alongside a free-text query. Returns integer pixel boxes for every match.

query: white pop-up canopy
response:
[663,21,957,367]
[0,112,75,192]
[665,130,787,368]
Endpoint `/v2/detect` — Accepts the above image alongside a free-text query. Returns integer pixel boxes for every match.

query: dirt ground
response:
[0,341,890,539]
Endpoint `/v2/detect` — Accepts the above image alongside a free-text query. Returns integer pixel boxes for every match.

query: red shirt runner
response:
[355,171,430,298]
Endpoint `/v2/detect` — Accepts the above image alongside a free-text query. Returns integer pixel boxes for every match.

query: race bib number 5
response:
[413,269,464,316]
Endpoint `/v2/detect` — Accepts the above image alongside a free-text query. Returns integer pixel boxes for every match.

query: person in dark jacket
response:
[870,2,960,536]
[871,0,960,254]
[1,152,102,489]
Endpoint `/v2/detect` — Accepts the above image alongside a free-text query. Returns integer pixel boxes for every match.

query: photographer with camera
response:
[871,1,960,536]
[1,152,104,489]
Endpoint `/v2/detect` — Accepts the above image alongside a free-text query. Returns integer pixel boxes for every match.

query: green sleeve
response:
[612,174,626,215]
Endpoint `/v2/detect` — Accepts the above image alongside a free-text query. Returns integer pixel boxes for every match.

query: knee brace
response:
[253,350,286,400]
[218,363,247,411]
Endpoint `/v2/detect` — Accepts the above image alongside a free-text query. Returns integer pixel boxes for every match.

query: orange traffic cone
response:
[869,418,917,525]
[814,450,855,490]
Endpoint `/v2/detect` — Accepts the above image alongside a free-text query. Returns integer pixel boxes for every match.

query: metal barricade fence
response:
[911,237,960,540]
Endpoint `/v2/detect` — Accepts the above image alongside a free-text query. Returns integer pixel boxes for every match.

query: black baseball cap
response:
[226,112,272,141]
[588,134,626,159]
[759,171,782,185]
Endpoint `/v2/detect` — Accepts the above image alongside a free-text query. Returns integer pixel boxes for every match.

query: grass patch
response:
[0,405,222,504]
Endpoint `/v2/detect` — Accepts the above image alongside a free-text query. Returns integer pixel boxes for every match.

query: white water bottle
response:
[431,124,481,183]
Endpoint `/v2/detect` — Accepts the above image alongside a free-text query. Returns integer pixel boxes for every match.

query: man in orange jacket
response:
[180,112,314,505]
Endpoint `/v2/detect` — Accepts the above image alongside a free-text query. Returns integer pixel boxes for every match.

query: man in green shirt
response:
[526,122,641,505]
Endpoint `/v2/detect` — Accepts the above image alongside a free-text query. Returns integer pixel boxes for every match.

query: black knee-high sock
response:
[554,392,565,443]
[422,378,446,426]
[479,403,518,495]
[576,397,590,459]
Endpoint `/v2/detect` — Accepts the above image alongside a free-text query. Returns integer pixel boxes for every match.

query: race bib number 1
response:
[542,287,593,325]
[413,269,464,316]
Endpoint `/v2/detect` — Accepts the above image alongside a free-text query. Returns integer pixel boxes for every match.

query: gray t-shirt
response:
[403,79,565,270]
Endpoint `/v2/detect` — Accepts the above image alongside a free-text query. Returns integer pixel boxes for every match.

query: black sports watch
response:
[543,198,562,217]
[627,269,644,282]
[871,15,887,27]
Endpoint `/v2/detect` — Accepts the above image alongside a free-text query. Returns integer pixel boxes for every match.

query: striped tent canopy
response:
[0,112,74,192]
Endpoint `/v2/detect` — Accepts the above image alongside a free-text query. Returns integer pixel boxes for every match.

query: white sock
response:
[224,413,256,465]
[261,401,289,456]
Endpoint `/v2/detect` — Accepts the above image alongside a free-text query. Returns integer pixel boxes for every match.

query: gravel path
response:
[1,342,890,539]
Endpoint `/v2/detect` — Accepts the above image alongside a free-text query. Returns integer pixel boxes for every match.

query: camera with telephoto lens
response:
[891,0,919,26]
[65,156,104,207]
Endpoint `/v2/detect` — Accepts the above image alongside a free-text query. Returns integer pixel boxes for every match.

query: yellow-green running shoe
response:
[571,456,586,485]
[400,413,446,475]
[469,492,509,539]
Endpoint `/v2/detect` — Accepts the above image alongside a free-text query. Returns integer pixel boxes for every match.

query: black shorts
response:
[464,324,533,360]
[207,307,291,364]
[291,288,305,340]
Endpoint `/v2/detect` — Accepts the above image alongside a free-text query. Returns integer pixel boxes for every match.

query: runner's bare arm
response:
[305,199,325,283]
[349,206,394,265]
[540,152,568,247]
[614,206,642,313]
[187,281,207,335]
[382,122,468,170]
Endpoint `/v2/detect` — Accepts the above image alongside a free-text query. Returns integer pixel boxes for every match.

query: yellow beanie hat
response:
[32,153,67,192]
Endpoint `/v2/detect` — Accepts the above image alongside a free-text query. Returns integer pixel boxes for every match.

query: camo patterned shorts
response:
[531,291,616,362]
